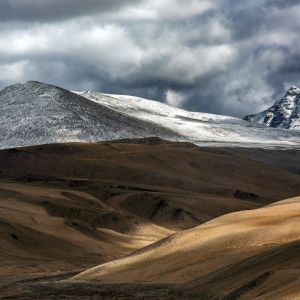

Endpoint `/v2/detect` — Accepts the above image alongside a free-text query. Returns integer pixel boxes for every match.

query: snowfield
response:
[77,90,300,148]
[0,81,299,149]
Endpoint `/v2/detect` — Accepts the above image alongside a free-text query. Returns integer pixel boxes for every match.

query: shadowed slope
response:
[1,139,300,201]
[0,184,173,281]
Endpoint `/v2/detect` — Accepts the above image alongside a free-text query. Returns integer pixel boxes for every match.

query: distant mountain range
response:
[244,86,300,129]
[0,81,299,149]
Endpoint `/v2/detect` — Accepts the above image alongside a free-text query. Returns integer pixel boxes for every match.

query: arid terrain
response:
[2,0,300,298]
[0,138,300,299]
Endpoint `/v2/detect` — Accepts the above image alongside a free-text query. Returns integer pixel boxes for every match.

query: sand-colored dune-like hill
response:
[72,196,300,298]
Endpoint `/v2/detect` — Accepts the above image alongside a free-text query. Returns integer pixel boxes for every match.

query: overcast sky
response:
[0,0,300,117]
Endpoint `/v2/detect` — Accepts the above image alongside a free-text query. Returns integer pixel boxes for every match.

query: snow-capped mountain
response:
[76,90,300,148]
[0,81,299,150]
[244,86,300,129]
[0,81,176,149]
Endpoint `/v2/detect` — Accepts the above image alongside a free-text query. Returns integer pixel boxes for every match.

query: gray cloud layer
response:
[0,0,300,117]
[0,0,139,22]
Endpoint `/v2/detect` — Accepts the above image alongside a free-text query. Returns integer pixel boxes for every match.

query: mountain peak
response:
[0,81,53,94]
[244,86,300,129]
[0,81,176,149]
[286,85,300,95]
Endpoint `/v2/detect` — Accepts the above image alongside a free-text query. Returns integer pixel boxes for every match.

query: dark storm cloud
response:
[0,0,300,117]
[0,0,139,22]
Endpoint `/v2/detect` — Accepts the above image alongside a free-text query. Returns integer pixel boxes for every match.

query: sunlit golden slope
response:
[72,196,300,291]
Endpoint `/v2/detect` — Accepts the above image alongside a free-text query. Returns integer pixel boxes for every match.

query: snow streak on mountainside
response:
[0,81,177,149]
[244,86,300,129]
[76,91,300,148]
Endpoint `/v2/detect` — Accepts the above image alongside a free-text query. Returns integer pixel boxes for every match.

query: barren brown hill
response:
[0,139,300,298]
[72,196,300,299]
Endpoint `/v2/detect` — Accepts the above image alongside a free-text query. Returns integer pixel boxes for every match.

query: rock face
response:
[0,81,176,149]
[244,86,300,129]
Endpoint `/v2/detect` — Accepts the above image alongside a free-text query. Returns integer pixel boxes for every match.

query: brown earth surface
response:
[0,138,300,299]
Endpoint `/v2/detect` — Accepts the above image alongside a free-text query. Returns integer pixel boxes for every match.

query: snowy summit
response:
[244,86,300,129]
